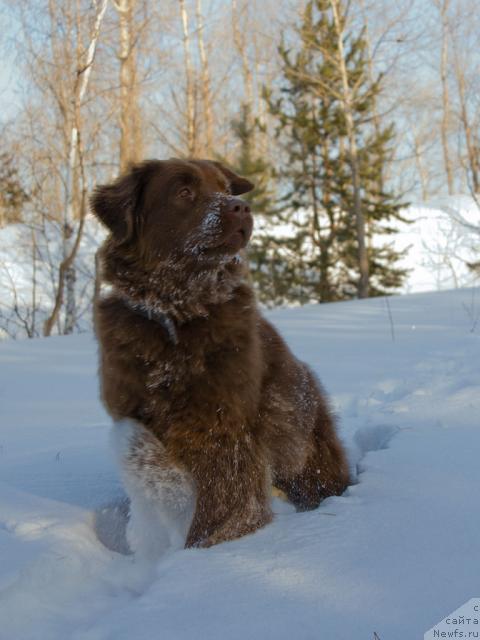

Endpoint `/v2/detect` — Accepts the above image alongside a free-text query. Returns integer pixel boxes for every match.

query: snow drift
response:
[0,288,479,639]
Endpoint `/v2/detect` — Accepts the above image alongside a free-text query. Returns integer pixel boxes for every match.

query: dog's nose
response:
[224,197,251,219]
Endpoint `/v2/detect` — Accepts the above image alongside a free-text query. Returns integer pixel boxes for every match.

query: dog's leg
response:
[112,419,195,557]
[186,485,272,548]
[169,431,273,548]
[274,409,350,512]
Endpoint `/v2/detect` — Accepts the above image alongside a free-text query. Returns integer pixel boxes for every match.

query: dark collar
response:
[118,295,178,345]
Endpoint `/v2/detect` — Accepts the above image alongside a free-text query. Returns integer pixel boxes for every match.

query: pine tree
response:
[263,0,408,304]
[230,105,292,306]
[0,152,29,227]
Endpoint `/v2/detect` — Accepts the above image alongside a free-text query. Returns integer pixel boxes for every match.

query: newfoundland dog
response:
[91,158,349,551]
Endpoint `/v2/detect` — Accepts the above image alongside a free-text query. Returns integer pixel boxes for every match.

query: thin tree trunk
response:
[43,0,109,337]
[330,0,369,298]
[180,0,196,156]
[114,0,143,171]
[412,128,429,202]
[436,0,454,194]
[232,0,254,123]
[360,0,383,195]
[359,1,383,250]
[195,0,213,155]
[252,18,267,156]
[306,98,333,303]
[30,227,38,337]
[454,51,479,192]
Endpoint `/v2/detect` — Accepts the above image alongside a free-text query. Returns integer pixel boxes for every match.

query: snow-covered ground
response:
[394,196,480,293]
[0,288,479,639]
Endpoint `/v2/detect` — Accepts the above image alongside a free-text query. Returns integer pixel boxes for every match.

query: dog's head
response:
[90,159,254,268]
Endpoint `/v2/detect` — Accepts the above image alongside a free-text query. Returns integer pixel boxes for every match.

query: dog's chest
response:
[139,315,254,427]
[140,321,223,396]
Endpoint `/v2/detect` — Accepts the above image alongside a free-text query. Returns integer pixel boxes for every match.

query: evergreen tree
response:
[230,105,293,306]
[0,152,29,227]
[263,0,408,303]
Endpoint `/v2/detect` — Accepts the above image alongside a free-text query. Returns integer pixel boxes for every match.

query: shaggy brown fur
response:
[91,158,349,549]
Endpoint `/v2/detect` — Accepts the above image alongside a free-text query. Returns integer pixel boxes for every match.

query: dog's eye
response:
[177,187,193,199]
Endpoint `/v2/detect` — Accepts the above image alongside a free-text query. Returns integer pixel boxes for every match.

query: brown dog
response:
[91,158,349,551]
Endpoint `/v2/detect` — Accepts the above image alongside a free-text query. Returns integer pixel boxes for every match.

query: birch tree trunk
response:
[179,0,196,156]
[195,0,213,155]
[329,0,369,298]
[114,0,143,171]
[43,0,109,337]
[232,0,254,123]
[435,0,454,195]
[453,49,479,193]
[412,127,430,202]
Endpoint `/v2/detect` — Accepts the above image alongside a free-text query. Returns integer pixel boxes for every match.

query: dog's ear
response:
[212,161,255,196]
[90,162,156,241]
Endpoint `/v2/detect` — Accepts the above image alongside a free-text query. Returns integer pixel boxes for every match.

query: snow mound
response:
[0,288,479,639]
